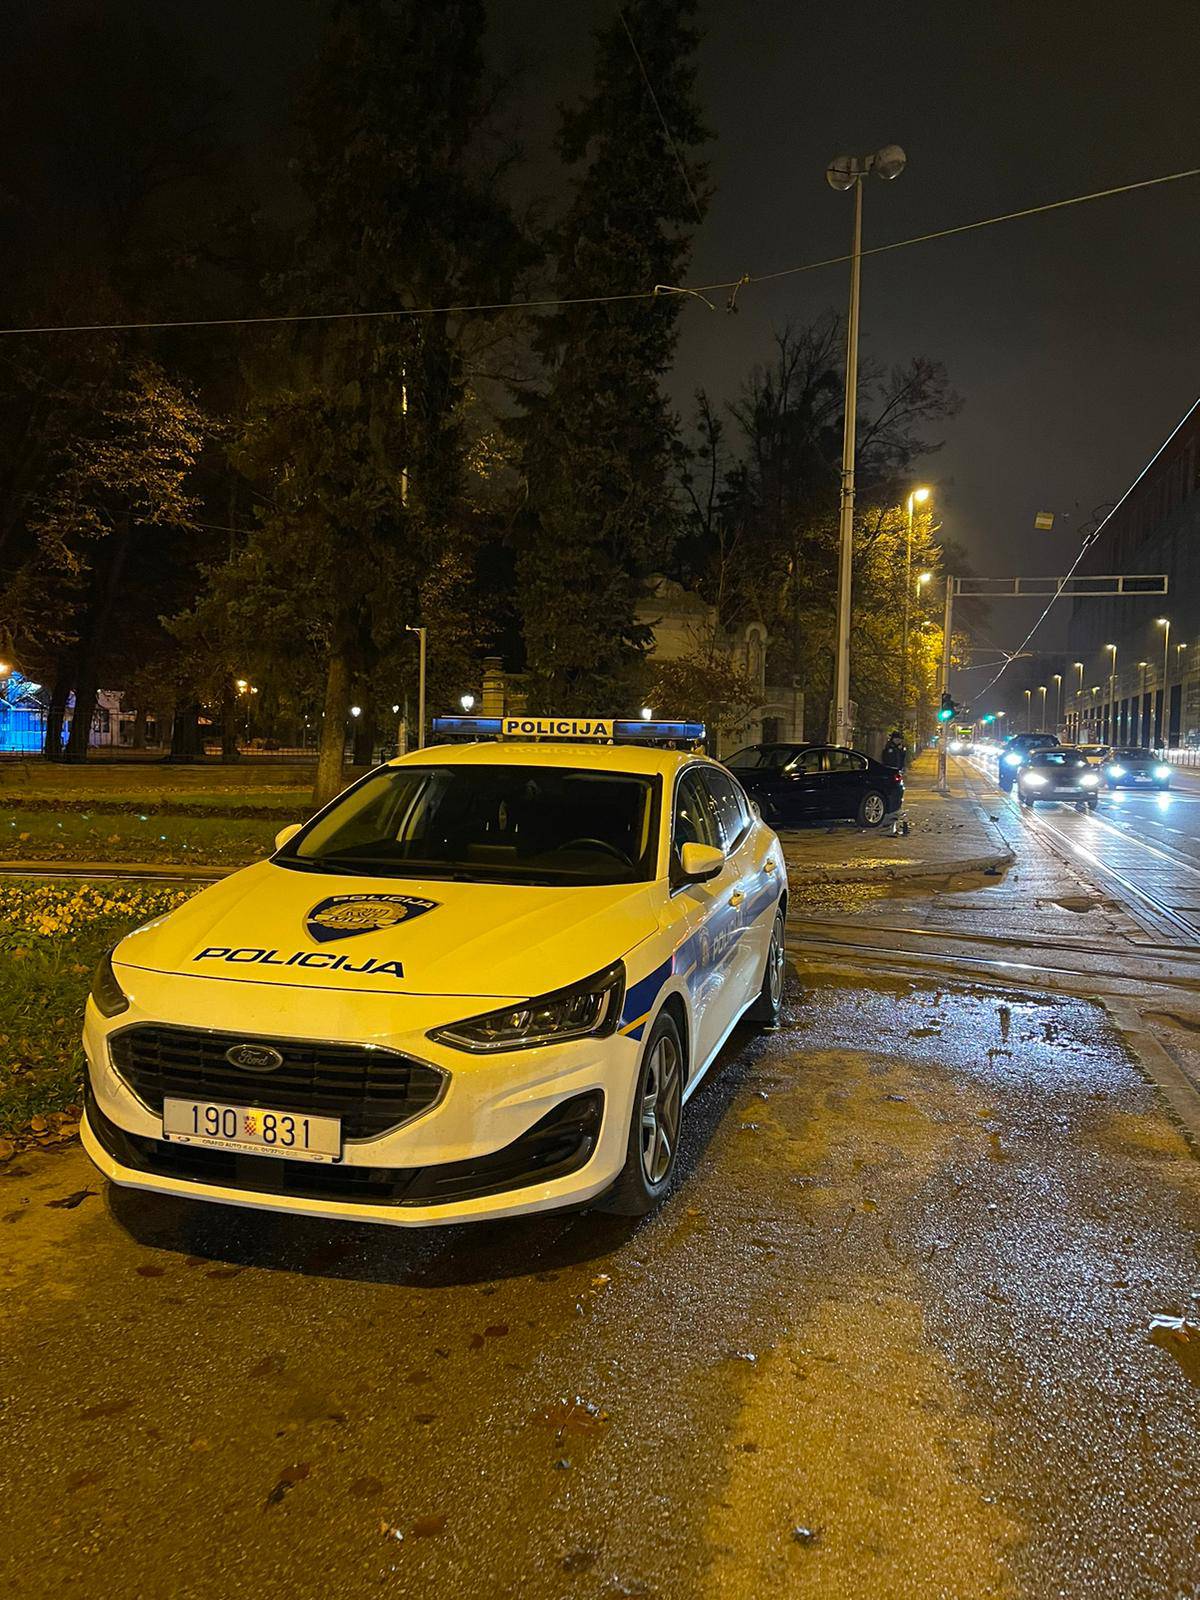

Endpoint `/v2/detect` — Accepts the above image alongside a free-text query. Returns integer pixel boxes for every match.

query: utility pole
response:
[825,145,906,748]
[406,625,427,749]
[936,574,954,795]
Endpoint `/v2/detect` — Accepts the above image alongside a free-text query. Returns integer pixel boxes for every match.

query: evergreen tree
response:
[514,0,709,711]
[201,0,531,803]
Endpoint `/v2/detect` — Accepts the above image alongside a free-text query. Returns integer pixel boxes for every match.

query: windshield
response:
[1029,751,1087,768]
[727,745,802,773]
[276,764,661,886]
[1110,748,1150,759]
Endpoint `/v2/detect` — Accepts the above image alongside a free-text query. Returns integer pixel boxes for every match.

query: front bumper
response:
[81,973,640,1226]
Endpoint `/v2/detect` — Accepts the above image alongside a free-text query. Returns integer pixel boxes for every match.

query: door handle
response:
[729,890,744,907]
[764,857,776,873]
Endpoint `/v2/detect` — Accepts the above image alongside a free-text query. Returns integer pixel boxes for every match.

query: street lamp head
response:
[1138,661,1148,669]
[1157,617,1169,627]
[917,570,933,584]
[0,661,9,676]
[460,693,476,712]
[235,678,248,691]
[641,706,654,721]
[1053,674,1061,683]
[1106,643,1116,652]
[391,704,400,714]
[349,705,361,718]
[1073,662,1083,669]
[913,486,930,504]
[825,154,858,191]
[870,144,907,181]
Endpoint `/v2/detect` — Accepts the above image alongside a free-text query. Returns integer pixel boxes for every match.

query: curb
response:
[784,848,1013,886]
[0,860,229,882]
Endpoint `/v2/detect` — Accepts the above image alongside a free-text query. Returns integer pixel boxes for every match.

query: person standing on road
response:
[882,730,908,771]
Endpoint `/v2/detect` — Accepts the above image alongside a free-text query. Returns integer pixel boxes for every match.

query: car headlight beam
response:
[1020,772,1047,788]
[1080,772,1099,787]
[90,949,130,1018]
[1003,753,1022,767]
[430,961,626,1053]
[1155,765,1171,780]
[1107,766,1125,778]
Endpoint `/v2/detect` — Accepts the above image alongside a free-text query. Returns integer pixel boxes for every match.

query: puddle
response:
[1148,1315,1200,1386]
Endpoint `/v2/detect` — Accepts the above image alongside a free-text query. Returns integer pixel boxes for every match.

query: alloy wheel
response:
[640,1032,682,1186]
[863,793,885,825]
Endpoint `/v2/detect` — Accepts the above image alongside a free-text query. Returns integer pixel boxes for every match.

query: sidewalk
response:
[778,753,1013,884]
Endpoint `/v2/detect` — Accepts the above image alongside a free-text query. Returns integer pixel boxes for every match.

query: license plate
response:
[162,1098,341,1162]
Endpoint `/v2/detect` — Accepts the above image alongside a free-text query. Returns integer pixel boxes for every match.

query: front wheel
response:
[857,789,887,828]
[600,1011,684,1217]
[747,906,786,1027]
[1020,792,1033,808]
[1086,796,1098,811]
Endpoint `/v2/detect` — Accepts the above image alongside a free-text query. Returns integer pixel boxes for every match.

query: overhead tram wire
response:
[975,387,1200,701]
[2,164,1199,339]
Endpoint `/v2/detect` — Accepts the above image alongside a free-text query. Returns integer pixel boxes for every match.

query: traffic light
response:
[937,692,955,723]
[981,713,995,725]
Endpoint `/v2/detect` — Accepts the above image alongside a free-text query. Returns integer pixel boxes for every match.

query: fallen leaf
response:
[263,1463,311,1509]
[47,1189,95,1210]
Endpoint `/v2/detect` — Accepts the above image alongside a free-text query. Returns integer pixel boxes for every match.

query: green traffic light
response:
[937,708,953,722]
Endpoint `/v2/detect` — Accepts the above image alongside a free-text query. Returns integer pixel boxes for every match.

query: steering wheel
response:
[556,836,634,867]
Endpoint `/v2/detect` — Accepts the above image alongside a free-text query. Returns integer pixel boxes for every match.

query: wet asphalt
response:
[3,969,1199,1599]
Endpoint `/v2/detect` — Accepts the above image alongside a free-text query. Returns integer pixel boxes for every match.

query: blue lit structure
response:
[0,673,47,754]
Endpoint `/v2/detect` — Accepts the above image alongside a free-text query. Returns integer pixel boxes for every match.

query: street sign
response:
[1034,511,1055,531]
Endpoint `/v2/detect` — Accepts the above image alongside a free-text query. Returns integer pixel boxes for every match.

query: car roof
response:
[389,740,706,778]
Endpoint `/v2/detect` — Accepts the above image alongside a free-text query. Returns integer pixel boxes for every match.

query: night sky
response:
[17,0,1200,677]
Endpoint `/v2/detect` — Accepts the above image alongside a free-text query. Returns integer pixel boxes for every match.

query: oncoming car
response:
[81,718,788,1228]
[1016,748,1100,810]
[1100,748,1172,790]
[998,731,1061,792]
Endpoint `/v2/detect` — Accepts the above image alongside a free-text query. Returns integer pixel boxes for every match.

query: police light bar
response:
[429,715,706,746]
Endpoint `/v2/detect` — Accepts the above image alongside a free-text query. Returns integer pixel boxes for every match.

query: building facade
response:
[1065,401,1200,748]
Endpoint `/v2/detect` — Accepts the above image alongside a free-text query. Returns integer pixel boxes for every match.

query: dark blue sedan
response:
[726,743,904,828]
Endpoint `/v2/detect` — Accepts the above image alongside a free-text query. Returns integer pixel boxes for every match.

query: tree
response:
[513,0,709,711]
[8,359,207,759]
[195,0,532,805]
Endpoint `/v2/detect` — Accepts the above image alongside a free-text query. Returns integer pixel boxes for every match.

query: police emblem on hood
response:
[305,893,439,944]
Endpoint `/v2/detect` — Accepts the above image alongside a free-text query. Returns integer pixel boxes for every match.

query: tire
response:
[1020,793,1033,808]
[1086,796,1098,811]
[857,789,887,828]
[600,1011,685,1217]
[747,906,786,1027]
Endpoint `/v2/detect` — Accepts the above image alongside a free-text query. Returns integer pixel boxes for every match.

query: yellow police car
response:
[81,717,788,1227]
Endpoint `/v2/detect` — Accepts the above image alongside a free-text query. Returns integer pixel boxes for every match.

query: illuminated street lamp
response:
[641,706,654,721]
[1037,684,1047,726]
[0,661,10,676]
[1024,687,1032,731]
[826,143,907,746]
[1052,673,1063,734]
[349,705,361,718]
[460,693,476,713]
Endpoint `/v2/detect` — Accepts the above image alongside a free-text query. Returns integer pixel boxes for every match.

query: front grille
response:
[108,1024,444,1140]
[86,1081,603,1208]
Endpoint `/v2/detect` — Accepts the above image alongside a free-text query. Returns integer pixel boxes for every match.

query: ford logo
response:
[225,1043,284,1073]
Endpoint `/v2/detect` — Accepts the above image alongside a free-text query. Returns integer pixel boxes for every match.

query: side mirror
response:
[679,842,724,883]
[748,798,762,820]
[273,823,302,851]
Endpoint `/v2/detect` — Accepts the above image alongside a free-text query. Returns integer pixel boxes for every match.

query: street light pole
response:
[405,625,427,749]
[1137,662,1148,744]
[826,145,906,748]
[936,573,954,794]
[898,487,929,739]
[1105,644,1117,744]
[1053,673,1062,734]
[1024,688,1031,731]
[1157,618,1171,748]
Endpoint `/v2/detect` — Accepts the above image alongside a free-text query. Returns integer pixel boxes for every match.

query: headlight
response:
[90,949,130,1018]
[1004,752,1022,766]
[1155,766,1171,779]
[1080,772,1099,787]
[429,961,626,1053]
[1107,766,1125,778]
[1020,771,1047,787]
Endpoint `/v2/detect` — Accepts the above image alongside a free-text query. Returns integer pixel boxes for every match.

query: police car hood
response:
[113,860,660,998]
